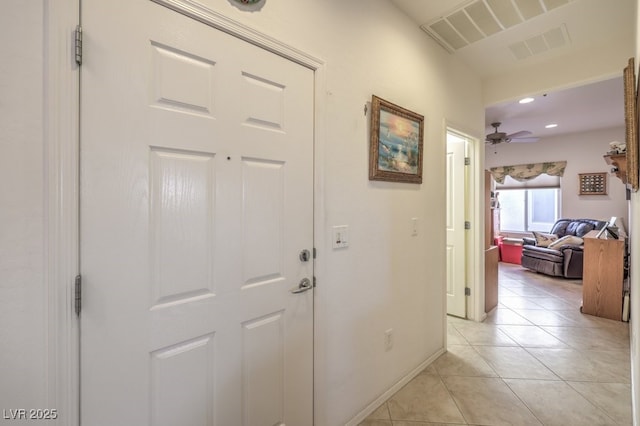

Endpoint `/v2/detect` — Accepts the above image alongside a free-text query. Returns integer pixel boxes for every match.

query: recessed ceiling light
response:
[519,97,535,104]
[545,123,558,128]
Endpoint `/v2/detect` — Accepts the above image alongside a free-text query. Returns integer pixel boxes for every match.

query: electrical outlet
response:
[384,328,393,351]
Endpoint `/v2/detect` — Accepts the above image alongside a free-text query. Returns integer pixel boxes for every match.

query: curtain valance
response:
[489,161,567,184]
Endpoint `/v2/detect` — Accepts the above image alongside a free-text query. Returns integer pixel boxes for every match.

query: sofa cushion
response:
[521,254,564,277]
[522,246,564,262]
[548,235,583,249]
[550,218,607,238]
[566,222,594,237]
[550,220,572,237]
[532,231,558,247]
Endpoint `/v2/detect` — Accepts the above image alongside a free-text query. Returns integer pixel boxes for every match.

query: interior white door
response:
[80,1,314,424]
[446,133,467,318]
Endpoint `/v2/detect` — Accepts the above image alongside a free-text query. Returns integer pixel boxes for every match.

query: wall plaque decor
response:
[369,95,424,183]
[579,172,607,195]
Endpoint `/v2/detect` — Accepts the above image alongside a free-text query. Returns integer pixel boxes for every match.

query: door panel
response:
[81,1,314,424]
[149,148,216,306]
[242,311,285,426]
[242,158,285,285]
[150,333,216,426]
[446,134,466,318]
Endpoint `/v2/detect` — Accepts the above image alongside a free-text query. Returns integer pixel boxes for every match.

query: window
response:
[495,174,561,233]
[499,188,560,232]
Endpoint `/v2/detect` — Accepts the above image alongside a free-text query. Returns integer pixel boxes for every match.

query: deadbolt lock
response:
[299,249,311,262]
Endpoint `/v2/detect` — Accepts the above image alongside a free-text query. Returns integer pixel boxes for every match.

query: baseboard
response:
[344,347,447,426]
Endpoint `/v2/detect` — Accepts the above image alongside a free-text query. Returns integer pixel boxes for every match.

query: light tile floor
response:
[359,262,632,426]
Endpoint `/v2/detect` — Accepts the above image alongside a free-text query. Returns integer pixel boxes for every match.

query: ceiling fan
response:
[485,122,538,144]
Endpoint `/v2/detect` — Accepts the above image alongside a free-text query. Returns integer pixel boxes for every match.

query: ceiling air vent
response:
[421,0,572,53]
[514,0,544,20]
[508,24,570,60]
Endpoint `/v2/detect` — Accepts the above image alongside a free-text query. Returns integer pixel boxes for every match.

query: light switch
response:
[411,217,419,236]
[332,225,349,249]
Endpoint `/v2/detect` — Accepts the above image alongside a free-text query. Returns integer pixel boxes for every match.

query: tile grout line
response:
[500,377,547,425]
[565,380,626,425]
[433,361,471,426]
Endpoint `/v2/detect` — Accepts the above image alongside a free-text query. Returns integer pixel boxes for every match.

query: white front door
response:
[80,1,314,424]
[446,133,467,318]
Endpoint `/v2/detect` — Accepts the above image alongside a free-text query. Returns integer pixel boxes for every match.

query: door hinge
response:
[464,157,470,166]
[74,274,82,316]
[74,25,83,66]
[465,287,471,296]
[313,247,317,259]
[464,221,471,230]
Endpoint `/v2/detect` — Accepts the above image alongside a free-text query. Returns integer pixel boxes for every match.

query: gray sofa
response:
[520,218,607,278]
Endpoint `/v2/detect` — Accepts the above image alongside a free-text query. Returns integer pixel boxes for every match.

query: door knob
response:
[290,278,312,294]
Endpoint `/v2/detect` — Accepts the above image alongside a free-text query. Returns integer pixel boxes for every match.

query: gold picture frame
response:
[579,172,607,195]
[624,57,638,191]
[369,95,424,183]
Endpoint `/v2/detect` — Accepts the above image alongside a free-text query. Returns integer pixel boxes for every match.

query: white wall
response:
[485,126,629,228]
[211,2,485,423]
[1,0,485,425]
[0,0,48,410]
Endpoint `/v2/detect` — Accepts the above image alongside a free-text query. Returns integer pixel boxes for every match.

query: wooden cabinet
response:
[485,245,499,312]
[582,230,624,321]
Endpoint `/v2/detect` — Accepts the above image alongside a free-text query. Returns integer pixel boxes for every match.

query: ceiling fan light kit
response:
[485,122,537,145]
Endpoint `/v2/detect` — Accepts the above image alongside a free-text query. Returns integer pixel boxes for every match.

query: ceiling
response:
[389,0,635,142]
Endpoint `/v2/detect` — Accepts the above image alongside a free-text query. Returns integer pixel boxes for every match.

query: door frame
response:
[443,121,484,323]
[48,1,327,424]
[45,0,81,424]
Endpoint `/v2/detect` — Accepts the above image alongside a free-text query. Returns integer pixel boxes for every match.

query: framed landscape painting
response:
[369,95,424,183]
[627,57,639,191]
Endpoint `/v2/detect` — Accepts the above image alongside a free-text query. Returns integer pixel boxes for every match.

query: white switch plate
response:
[384,328,393,351]
[411,217,419,236]
[332,225,349,248]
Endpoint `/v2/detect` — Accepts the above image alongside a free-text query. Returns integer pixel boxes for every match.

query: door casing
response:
[443,122,484,324]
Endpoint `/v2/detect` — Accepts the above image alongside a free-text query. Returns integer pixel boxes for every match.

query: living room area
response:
[482,76,630,320]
